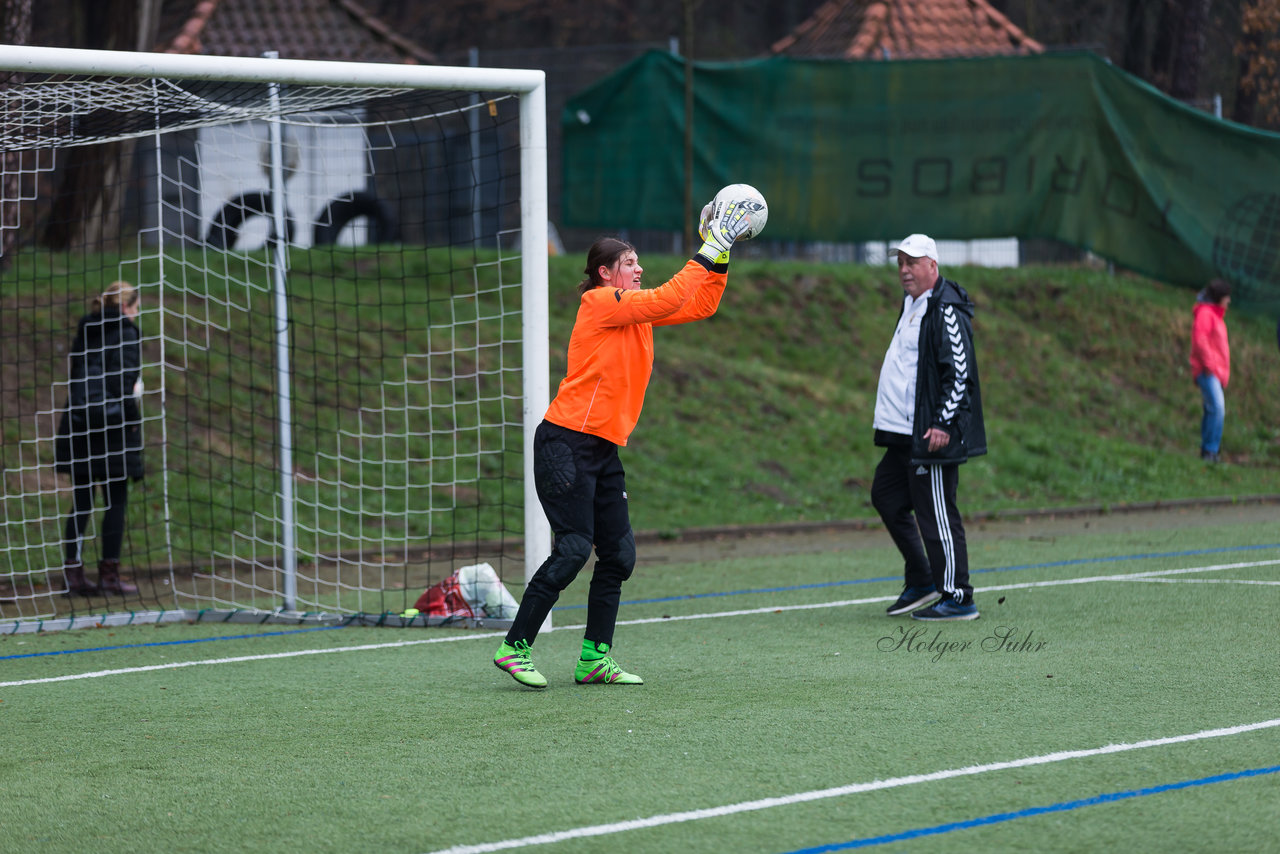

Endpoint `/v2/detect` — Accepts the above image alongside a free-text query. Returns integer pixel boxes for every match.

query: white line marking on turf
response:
[605,559,1280,630]
[971,559,1280,594]
[1123,578,1280,586]
[4,559,1276,688]
[0,633,506,687]
[420,718,1280,854]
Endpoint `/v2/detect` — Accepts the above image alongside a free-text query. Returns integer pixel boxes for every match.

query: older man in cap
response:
[872,234,986,620]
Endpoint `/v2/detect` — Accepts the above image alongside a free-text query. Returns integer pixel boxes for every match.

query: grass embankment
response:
[599,254,1280,533]
[7,248,1277,547]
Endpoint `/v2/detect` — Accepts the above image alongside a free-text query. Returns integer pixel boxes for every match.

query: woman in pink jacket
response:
[1189,278,1231,462]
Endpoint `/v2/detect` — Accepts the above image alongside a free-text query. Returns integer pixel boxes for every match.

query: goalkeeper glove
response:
[696,196,754,265]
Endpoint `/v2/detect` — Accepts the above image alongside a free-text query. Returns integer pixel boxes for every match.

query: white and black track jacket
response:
[875,275,987,466]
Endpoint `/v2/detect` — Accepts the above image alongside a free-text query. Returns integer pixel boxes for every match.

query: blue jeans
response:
[1196,372,1224,454]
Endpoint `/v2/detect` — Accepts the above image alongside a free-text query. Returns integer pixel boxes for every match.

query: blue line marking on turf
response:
[0,624,344,660]
[781,764,1280,853]
[553,541,1280,610]
[9,542,1277,657]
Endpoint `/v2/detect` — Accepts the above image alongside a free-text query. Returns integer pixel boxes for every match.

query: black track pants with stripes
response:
[871,444,973,605]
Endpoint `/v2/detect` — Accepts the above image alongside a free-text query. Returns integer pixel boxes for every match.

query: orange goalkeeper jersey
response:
[543,257,727,446]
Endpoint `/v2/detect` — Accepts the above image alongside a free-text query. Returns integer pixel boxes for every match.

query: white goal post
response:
[0,45,550,631]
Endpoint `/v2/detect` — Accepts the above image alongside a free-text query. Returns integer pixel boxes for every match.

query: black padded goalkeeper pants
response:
[505,421,636,648]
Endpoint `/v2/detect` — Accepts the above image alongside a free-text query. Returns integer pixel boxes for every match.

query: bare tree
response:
[682,0,702,255]
[1120,0,1152,77]
[364,0,827,60]
[1235,0,1280,126]
[1,0,32,271]
[135,0,161,51]
[41,1,161,254]
[994,0,1250,121]
[1171,0,1215,100]
[1147,0,1215,99]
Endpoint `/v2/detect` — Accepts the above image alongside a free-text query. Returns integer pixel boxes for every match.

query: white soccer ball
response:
[714,183,768,240]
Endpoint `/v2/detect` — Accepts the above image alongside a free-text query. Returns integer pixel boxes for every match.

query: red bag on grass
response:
[411,564,518,620]
[413,573,475,618]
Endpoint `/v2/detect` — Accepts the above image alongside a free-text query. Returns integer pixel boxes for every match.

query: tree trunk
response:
[38,0,162,256]
[1119,0,1150,78]
[43,142,131,253]
[135,0,162,50]
[683,0,697,256]
[1234,0,1280,127]
[1,0,33,272]
[1171,0,1213,101]
[1148,0,1181,93]
[1232,48,1258,125]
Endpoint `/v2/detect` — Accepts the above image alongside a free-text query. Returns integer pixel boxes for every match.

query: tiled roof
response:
[772,0,1042,59]
[157,0,436,64]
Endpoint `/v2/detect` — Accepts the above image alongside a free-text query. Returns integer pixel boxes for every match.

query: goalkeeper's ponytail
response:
[578,237,636,296]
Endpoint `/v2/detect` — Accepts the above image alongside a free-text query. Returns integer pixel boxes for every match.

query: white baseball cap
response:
[893,233,938,261]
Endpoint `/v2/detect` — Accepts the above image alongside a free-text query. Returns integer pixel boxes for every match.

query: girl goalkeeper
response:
[493,194,755,688]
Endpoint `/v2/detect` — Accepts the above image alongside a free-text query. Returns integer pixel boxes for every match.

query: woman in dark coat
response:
[55,281,144,596]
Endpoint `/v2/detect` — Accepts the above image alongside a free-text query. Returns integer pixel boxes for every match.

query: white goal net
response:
[0,47,549,632]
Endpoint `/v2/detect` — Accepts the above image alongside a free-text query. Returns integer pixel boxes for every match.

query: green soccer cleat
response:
[574,654,643,685]
[493,639,547,688]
